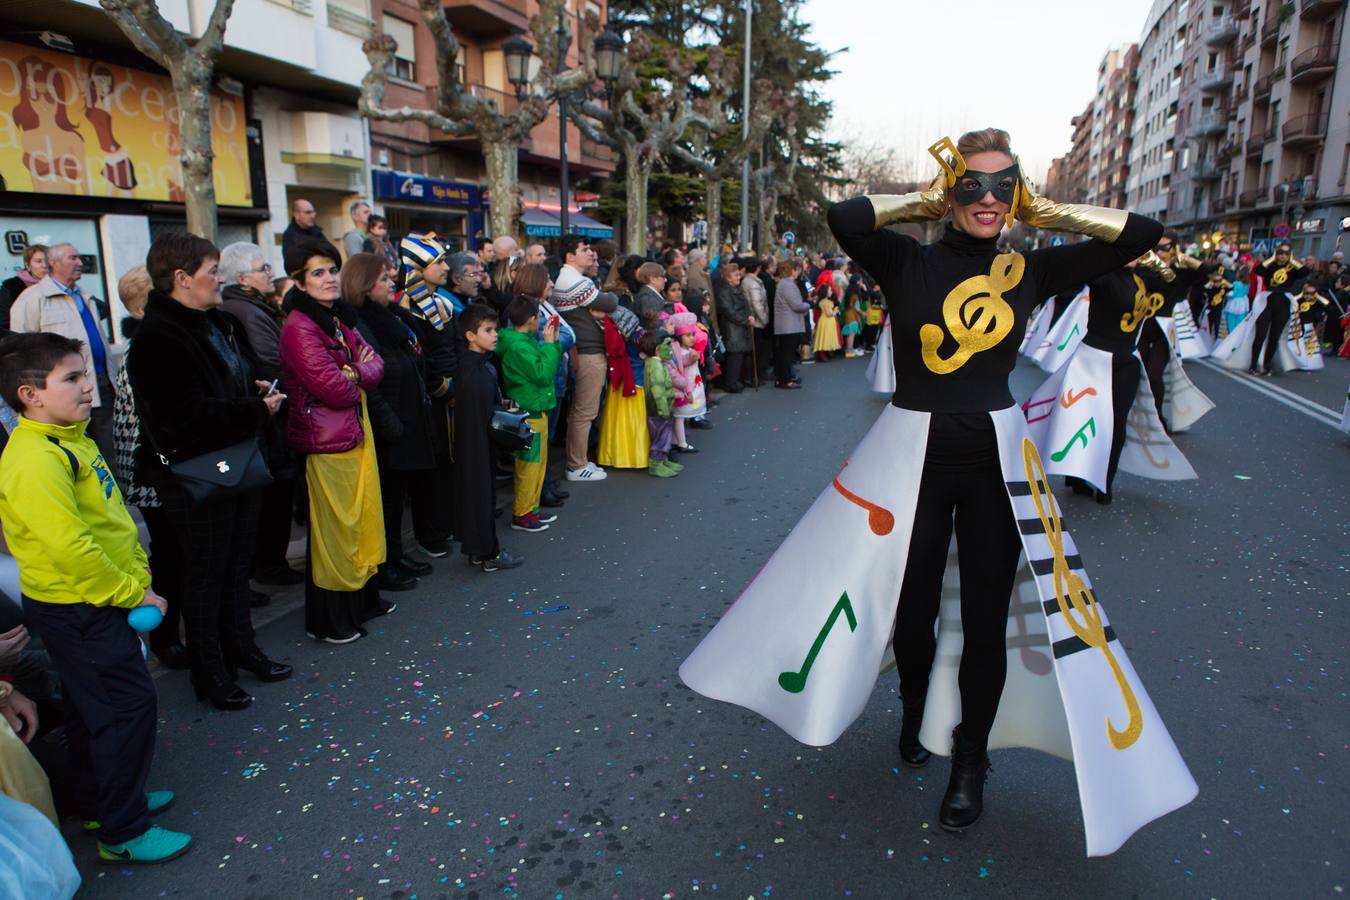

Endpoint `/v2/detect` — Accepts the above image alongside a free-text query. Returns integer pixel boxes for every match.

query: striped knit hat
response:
[399,233,450,330]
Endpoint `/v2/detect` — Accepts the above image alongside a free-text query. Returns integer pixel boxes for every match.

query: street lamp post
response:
[503,25,624,241]
[739,0,753,252]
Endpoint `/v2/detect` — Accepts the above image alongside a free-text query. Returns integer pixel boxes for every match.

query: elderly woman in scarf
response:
[279,237,392,644]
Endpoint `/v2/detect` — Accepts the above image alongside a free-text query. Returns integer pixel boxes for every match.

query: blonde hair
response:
[957,128,1013,159]
[117,265,152,316]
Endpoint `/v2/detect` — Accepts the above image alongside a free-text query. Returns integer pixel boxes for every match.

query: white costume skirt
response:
[865,320,895,394]
[1021,344,1200,493]
[1211,291,1315,372]
[679,404,1198,856]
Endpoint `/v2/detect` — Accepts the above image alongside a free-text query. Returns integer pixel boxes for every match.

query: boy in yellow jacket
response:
[0,332,191,865]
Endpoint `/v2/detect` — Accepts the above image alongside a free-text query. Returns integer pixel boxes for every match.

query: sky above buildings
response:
[798,0,1157,184]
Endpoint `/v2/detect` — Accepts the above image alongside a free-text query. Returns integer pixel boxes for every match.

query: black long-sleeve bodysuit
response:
[1249,260,1308,371]
[827,199,1162,743]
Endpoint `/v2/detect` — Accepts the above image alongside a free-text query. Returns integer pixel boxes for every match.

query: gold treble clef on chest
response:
[1120,274,1164,333]
[919,252,1024,375]
[1270,266,1290,286]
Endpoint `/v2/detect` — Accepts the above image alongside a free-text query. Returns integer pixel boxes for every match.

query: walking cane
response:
[750,325,760,390]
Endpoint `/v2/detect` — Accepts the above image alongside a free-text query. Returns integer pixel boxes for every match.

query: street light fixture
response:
[594,29,626,84]
[503,35,534,97]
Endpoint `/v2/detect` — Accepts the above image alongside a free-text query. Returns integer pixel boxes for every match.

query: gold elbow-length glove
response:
[1014,178,1130,243]
[866,175,949,229]
[1136,250,1176,283]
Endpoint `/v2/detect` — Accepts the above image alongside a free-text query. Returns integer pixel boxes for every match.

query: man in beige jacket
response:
[10,242,117,467]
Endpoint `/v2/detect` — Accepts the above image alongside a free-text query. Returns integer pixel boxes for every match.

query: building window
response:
[1339,144,1350,186]
[384,15,417,81]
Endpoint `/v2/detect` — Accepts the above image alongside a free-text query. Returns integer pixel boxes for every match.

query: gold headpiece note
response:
[927,136,967,188]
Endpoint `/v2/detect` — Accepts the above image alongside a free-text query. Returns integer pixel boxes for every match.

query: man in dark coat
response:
[281,199,326,259]
[452,304,523,572]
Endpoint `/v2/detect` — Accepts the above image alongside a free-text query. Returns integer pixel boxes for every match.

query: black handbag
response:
[488,409,533,453]
[159,438,273,504]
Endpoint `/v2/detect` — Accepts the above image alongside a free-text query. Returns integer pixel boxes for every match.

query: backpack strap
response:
[45,435,79,478]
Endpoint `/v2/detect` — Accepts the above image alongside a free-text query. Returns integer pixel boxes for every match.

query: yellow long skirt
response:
[306,394,385,591]
[597,384,650,469]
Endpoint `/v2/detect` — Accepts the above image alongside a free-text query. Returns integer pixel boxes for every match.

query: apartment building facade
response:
[1090,45,1139,209]
[1126,0,1189,222]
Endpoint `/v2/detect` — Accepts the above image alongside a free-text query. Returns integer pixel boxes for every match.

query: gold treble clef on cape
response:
[1270,266,1289,286]
[1021,437,1143,750]
[920,252,1024,374]
[1120,274,1165,333]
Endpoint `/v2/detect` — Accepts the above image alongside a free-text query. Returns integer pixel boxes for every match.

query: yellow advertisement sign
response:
[0,41,252,206]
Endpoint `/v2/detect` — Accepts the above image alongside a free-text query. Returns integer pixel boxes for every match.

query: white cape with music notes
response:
[679,405,1198,856]
[1211,291,1302,372]
[1029,289,1090,372]
[1021,345,1197,492]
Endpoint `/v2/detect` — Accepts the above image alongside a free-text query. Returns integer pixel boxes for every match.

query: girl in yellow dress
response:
[812,297,842,358]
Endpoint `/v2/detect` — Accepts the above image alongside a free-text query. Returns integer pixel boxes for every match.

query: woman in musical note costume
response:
[1030,260,1203,505]
[1133,235,1215,425]
[680,129,1197,855]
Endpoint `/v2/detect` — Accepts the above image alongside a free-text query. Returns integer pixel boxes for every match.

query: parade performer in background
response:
[864,308,894,394]
[1248,243,1305,375]
[1029,261,1200,505]
[681,128,1197,854]
[1134,235,1213,424]
[1203,269,1233,340]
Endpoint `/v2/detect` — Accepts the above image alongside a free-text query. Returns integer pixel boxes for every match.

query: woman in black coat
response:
[714,259,752,392]
[344,254,440,592]
[127,233,293,711]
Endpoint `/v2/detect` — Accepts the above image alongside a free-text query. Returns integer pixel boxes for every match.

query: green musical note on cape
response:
[778,592,858,693]
[1056,323,1081,351]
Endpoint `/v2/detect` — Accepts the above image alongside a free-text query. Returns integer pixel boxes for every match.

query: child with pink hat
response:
[667,312,705,452]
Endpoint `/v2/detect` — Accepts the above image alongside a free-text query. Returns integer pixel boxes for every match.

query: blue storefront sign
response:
[372,170,485,239]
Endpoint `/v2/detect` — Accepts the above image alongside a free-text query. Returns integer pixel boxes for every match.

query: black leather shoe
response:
[231,650,293,683]
[152,642,191,671]
[249,589,271,608]
[376,567,418,591]
[539,491,565,508]
[940,727,991,831]
[898,700,931,768]
[689,418,713,430]
[551,486,570,499]
[192,673,253,711]
[398,555,433,576]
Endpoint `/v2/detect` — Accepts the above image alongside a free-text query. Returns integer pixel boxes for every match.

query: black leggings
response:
[1105,353,1141,493]
[1137,319,1169,424]
[1250,296,1291,370]
[892,445,1022,744]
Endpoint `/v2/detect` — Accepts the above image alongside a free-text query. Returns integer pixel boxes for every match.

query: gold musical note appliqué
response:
[920,253,1024,374]
[1270,266,1289,286]
[1120,274,1165,333]
[1021,437,1143,750]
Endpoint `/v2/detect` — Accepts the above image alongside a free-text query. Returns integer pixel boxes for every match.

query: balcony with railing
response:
[1219,137,1241,158]
[1241,26,1258,51]
[1291,43,1338,83]
[465,83,521,115]
[1194,160,1223,181]
[1199,68,1234,92]
[1232,79,1250,105]
[1204,16,1241,44]
[1253,66,1285,102]
[1282,111,1330,146]
[1300,0,1345,19]
[1260,12,1284,45]
[1238,185,1269,207]
[443,0,529,35]
[1214,190,1236,212]
[1232,0,1251,14]
[1246,127,1275,156]
[1193,111,1230,136]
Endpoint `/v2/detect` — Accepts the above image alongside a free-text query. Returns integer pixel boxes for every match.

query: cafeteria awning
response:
[521,207,561,238]
[567,211,614,239]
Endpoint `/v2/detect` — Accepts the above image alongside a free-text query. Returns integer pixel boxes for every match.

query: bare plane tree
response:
[359,0,593,240]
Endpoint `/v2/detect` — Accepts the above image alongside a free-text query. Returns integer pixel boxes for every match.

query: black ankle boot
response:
[228,648,293,683]
[939,727,990,831]
[898,699,931,768]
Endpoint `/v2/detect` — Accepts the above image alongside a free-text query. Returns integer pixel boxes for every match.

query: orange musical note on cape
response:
[832,462,895,536]
[1060,386,1098,408]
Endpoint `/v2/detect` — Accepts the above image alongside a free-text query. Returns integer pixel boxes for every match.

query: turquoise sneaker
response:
[82,790,175,833]
[98,824,192,865]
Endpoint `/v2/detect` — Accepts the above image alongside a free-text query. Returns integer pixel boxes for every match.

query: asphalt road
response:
[68,351,1349,899]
